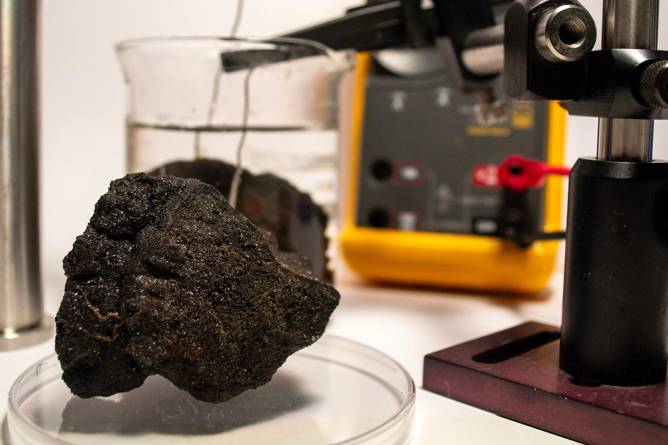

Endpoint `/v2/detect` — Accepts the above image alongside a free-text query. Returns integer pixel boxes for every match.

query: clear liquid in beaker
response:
[127,123,339,217]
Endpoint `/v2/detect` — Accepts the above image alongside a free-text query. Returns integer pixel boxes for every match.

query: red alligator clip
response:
[473,155,570,192]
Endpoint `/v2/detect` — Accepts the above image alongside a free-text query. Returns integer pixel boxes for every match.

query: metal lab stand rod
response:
[560,0,668,385]
[597,0,659,161]
[0,0,53,350]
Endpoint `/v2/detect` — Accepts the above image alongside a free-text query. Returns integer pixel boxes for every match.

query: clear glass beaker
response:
[117,37,353,280]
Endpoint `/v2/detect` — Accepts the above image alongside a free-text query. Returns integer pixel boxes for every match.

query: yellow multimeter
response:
[340,53,566,293]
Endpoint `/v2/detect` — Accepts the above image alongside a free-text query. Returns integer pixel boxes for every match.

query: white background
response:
[5,4,662,442]
[41,0,668,298]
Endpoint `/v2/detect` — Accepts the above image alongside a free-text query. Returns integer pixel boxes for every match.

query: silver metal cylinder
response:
[597,119,654,161]
[597,0,659,161]
[603,0,658,50]
[0,0,52,350]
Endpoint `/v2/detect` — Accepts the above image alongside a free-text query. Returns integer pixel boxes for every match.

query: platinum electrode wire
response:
[195,0,249,208]
[228,68,252,208]
[228,0,250,208]
[229,0,244,37]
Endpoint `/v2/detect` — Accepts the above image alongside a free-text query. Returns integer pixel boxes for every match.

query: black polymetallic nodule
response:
[55,173,339,403]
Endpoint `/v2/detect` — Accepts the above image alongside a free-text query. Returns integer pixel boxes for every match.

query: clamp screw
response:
[535,5,596,63]
[640,61,668,108]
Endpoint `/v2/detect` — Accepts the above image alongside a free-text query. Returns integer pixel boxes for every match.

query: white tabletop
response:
[0,257,574,444]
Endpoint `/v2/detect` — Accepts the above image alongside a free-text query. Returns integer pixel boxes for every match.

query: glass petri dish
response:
[7,335,415,445]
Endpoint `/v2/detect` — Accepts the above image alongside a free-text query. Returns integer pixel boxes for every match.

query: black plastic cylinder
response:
[560,158,668,386]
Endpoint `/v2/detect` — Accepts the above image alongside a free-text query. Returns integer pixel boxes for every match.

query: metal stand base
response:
[0,316,53,351]
[423,322,668,445]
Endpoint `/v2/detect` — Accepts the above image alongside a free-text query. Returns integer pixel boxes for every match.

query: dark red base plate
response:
[424,322,668,445]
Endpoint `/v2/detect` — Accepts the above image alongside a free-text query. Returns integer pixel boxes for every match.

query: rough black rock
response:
[151,159,330,280]
[55,173,339,403]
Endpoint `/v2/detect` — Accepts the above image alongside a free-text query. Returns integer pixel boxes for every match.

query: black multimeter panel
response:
[356,66,548,236]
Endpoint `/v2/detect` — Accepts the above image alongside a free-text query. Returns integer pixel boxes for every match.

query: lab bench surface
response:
[0,265,574,444]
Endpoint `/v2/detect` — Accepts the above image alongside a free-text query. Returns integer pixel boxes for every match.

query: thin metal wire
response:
[228,68,252,207]
[227,0,250,207]
[193,63,223,158]
[194,0,249,208]
[194,0,245,158]
[229,0,244,38]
